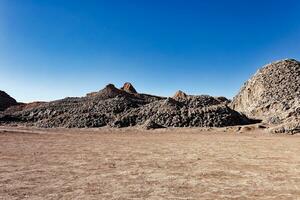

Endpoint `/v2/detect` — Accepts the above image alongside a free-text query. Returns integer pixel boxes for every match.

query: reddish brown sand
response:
[0,127,299,200]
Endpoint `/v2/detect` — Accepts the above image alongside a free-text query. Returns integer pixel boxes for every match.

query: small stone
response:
[142,120,165,130]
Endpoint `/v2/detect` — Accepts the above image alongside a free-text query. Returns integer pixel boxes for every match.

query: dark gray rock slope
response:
[0,83,250,128]
[0,90,18,111]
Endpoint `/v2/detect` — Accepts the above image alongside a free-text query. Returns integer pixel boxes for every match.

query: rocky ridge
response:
[1,58,299,133]
[0,83,250,128]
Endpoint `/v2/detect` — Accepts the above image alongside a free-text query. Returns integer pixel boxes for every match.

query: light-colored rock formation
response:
[173,90,188,99]
[231,59,300,134]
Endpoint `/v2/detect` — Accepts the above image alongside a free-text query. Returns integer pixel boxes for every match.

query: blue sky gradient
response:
[1,0,300,102]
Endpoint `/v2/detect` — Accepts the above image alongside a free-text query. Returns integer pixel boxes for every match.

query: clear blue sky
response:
[1,0,300,102]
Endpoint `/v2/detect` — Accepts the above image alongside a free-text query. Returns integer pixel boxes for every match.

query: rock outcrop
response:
[86,84,129,99]
[141,120,166,130]
[0,91,18,111]
[173,90,187,100]
[231,59,300,134]
[121,82,137,94]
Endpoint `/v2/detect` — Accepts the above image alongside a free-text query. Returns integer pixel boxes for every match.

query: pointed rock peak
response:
[0,90,15,99]
[121,82,137,94]
[99,83,125,96]
[0,90,18,111]
[105,83,118,90]
[87,83,125,98]
[173,90,188,99]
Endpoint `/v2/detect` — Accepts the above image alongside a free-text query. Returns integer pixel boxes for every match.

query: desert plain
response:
[0,126,299,200]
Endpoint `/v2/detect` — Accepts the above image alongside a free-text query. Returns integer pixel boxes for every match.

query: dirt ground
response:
[0,126,299,200]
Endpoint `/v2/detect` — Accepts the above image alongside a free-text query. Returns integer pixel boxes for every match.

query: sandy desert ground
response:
[0,126,299,200]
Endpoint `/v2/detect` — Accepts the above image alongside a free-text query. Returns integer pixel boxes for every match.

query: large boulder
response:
[0,90,18,111]
[231,59,300,134]
[141,120,166,130]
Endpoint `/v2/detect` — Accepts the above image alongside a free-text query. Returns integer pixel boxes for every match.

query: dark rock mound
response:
[1,85,250,128]
[0,90,18,111]
[175,94,230,108]
[86,84,130,99]
[13,96,143,128]
[113,95,249,128]
[86,83,162,103]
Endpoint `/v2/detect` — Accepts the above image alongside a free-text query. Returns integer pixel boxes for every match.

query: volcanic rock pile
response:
[231,59,300,134]
[113,94,249,128]
[0,83,249,128]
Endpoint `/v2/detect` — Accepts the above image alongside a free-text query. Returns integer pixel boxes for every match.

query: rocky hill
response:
[3,56,298,133]
[231,59,300,134]
[0,59,300,134]
[0,83,250,128]
[0,91,18,111]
